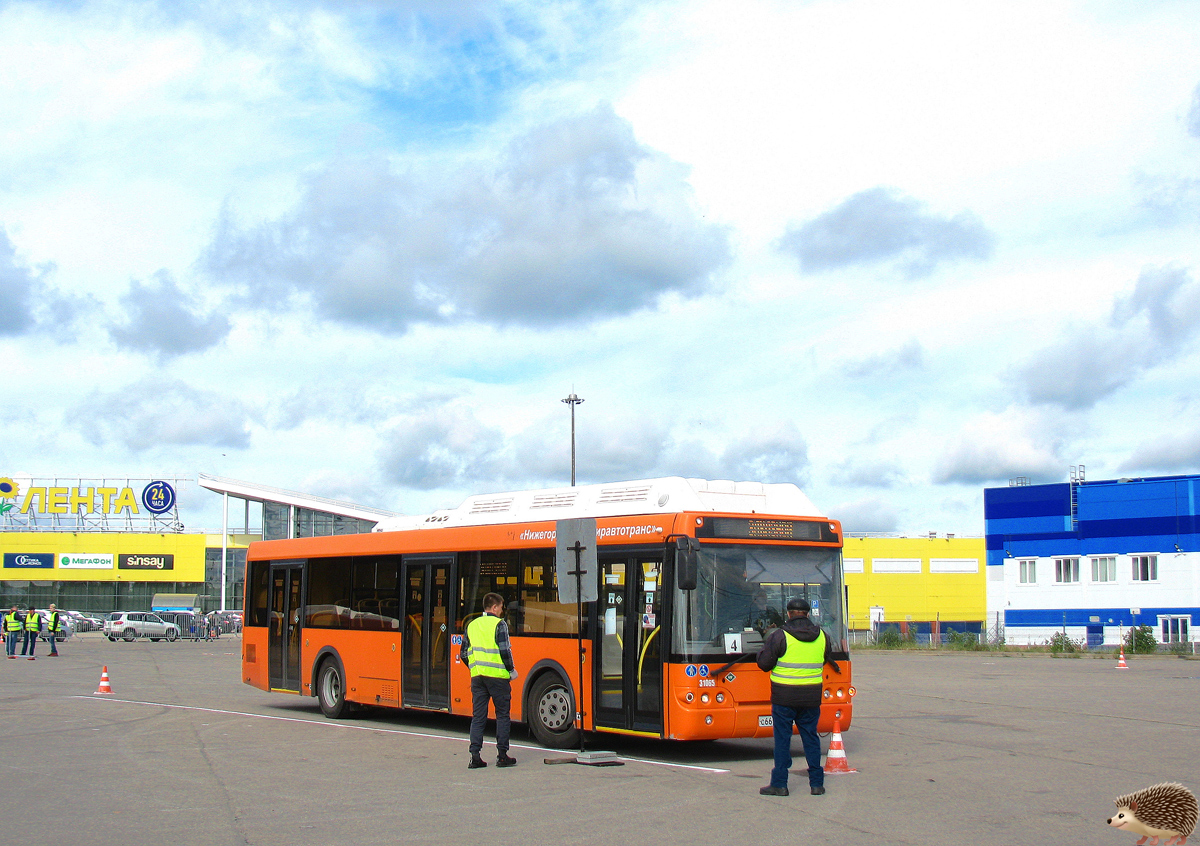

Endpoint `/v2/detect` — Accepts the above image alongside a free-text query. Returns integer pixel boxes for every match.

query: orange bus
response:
[241,477,853,747]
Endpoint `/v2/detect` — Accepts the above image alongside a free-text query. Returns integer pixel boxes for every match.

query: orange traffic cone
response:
[823,719,857,774]
[1116,646,1129,670]
[94,666,113,695]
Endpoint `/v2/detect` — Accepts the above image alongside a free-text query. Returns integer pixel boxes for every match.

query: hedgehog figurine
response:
[1107,783,1198,846]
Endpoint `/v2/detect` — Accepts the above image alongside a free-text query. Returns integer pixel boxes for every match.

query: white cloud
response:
[932,409,1065,486]
[778,188,994,277]
[205,105,730,332]
[1016,266,1200,409]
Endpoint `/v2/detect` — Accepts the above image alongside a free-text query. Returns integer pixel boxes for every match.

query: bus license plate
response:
[759,716,772,727]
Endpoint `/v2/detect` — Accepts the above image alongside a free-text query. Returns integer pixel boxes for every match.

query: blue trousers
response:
[770,703,823,789]
[469,675,511,756]
[5,631,18,656]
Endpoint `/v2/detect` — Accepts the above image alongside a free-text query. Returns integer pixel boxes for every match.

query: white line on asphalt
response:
[71,696,731,774]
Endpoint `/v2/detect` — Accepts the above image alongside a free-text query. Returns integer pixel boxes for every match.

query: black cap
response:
[786,598,810,613]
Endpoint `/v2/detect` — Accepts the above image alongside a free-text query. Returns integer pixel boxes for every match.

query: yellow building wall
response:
[0,533,209,582]
[843,537,986,630]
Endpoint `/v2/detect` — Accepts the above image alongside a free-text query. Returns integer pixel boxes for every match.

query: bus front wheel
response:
[527,673,579,749]
[317,659,350,719]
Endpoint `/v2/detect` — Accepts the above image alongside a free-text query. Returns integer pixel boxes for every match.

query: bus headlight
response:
[836,688,845,699]
[701,694,709,703]
[715,693,725,703]
[848,686,856,697]
[705,715,713,725]
[685,692,694,703]
[822,689,831,699]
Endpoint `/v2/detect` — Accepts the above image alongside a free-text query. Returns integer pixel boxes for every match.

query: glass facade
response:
[205,547,247,611]
[0,580,205,614]
[264,502,290,541]
[262,503,377,541]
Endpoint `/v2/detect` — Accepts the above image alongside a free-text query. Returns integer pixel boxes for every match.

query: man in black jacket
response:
[756,598,840,797]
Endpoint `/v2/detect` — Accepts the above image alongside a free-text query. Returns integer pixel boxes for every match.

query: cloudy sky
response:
[3,0,1200,535]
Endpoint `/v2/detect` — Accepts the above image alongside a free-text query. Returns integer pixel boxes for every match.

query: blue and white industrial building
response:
[985,473,1200,647]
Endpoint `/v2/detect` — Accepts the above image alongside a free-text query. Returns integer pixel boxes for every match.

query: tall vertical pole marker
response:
[552,518,615,765]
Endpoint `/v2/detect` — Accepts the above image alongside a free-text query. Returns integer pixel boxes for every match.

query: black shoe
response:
[759,786,789,796]
[811,786,826,795]
[468,755,487,769]
[496,754,517,768]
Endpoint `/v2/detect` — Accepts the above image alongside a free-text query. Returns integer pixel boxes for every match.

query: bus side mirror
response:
[675,537,699,590]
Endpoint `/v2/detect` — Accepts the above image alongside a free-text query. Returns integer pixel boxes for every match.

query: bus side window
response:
[458,550,521,632]
[248,561,270,627]
[519,549,578,636]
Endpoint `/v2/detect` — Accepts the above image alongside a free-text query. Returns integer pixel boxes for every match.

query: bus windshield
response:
[671,543,845,661]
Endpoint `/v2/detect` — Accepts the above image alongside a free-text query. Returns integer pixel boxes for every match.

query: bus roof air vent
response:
[530,492,578,509]
[596,484,653,504]
[468,497,515,515]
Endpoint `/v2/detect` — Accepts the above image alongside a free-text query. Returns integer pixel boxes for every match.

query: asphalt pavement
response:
[1,635,1194,846]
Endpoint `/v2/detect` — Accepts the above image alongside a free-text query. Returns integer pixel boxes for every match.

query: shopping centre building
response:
[0,474,392,614]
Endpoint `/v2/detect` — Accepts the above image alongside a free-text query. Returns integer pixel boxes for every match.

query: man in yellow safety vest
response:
[22,606,42,660]
[46,604,64,657]
[4,606,22,659]
[755,597,840,797]
[458,592,518,770]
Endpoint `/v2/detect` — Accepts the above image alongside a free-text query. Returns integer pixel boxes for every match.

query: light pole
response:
[561,392,584,486]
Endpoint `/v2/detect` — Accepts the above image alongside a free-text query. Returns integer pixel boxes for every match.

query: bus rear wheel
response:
[317,659,350,719]
[528,673,579,749]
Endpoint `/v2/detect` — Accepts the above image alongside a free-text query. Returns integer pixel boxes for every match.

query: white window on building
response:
[871,558,922,574]
[1090,556,1116,583]
[1160,616,1190,643]
[1132,555,1158,581]
[1018,559,1036,583]
[1054,557,1080,583]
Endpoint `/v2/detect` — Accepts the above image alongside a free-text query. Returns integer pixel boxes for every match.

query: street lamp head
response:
[561,392,584,486]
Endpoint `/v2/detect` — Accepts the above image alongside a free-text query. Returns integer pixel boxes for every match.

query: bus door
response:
[595,553,664,735]
[402,556,452,709]
[268,561,303,692]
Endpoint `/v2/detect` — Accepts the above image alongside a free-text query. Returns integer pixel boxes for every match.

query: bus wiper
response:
[710,653,753,679]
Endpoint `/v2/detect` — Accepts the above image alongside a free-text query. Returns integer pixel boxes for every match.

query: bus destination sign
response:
[697,517,838,543]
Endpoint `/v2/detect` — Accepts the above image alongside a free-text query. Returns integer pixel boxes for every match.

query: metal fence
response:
[99,612,242,642]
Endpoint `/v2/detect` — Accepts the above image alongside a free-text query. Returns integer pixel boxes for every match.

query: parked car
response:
[62,610,96,632]
[103,612,180,642]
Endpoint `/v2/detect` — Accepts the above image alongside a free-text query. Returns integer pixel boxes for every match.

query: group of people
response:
[4,604,66,659]
[460,591,839,799]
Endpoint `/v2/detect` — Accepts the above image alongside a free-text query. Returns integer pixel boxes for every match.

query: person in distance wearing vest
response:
[4,606,22,658]
[459,592,518,770]
[756,597,840,797]
[22,606,42,659]
[46,604,64,657]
